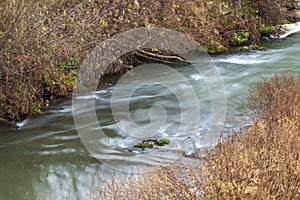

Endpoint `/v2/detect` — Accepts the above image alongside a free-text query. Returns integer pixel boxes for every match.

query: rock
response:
[134,142,154,149]
[238,44,266,51]
[238,46,249,51]
[133,138,170,149]
[207,41,229,54]
[157,138,170,146]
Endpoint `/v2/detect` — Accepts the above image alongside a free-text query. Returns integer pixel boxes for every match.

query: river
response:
[1,32,300,200]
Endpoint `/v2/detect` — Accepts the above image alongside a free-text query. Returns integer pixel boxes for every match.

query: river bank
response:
[1,0,298,124]
[1,20,299,130]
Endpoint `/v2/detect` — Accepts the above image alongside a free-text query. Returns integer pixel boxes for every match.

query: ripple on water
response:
[51,135,79,141]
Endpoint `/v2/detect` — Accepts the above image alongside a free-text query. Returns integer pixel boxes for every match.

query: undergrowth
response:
[0,0,290,121]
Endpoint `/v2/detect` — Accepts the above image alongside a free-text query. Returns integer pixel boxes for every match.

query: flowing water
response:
[1,33,300,199]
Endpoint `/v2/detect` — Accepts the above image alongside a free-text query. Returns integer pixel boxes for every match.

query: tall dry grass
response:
[95,73,300,199]
[93,162,204,200]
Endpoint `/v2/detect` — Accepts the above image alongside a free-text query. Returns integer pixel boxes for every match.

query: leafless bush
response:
[248,73,300,124]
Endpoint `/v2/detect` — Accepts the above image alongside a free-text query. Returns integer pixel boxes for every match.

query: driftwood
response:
[102,49,188,77]
[135,49,188,64]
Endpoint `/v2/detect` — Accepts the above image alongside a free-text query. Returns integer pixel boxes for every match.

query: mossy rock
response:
[144,143,154,148]
[134,141,155,149]
[238,44,266,51]
[134,143,144,148]
[207,41,229,54]
[133,138,170,149]
[238,46,250,51]
[157,138,170,146]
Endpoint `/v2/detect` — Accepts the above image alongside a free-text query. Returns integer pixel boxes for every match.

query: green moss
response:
[134,142,153,149]
[157,138,170,146]
[134,138,170,149]
[134,143,144,148]
[144,143,154,148]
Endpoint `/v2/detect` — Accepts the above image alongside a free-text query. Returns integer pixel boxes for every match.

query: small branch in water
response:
[136,48,189,64]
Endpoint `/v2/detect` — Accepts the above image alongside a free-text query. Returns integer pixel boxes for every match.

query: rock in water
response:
[133,138,170,150]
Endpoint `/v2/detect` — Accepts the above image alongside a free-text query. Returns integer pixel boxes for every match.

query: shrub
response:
[233,32,250,45]
[248,73,300,124]
[0,0,290,121]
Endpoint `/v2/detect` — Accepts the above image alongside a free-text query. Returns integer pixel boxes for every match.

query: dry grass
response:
[248,73,300,124]
[94,161,204,200]
[203,117,300,199]
[96,73,300,199]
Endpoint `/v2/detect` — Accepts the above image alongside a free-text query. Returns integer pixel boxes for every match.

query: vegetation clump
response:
[157,138,170,146]
[134,138,170,150]
[201,73,300,199]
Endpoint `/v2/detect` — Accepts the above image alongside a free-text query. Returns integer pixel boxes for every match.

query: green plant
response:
[233,32,250,45]
[62,69,78,88]
[134,138,170,149]
[32,102,44,115]
[282,17,290,25]
[157,138,170,146]
[144,143,154,148]
[258,24,276,35]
